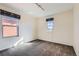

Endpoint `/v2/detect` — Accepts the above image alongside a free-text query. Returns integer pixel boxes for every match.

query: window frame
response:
[1,15,19,38]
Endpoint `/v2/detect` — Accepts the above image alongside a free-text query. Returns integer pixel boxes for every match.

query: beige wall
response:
[37,10,73,46]
[73,4,79,56]
[20,13,37,42]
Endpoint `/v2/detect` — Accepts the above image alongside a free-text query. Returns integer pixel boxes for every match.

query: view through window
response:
[2,16,19,37]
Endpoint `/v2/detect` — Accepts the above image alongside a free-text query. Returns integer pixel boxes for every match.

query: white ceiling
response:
[4,3,73,17]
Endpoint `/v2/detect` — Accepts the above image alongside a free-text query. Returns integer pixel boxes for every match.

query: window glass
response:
[2,19,17,26]
[2,15,19,37]
[47,21,54,31]
[3,26,18,37]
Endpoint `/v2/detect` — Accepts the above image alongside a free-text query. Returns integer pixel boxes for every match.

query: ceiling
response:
[4,3,73,17]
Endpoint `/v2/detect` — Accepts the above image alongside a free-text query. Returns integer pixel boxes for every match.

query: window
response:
[2,16,19,37]
[47,21,54,31]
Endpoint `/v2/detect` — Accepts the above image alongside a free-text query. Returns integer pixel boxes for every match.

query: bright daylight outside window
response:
[2,16,19,37]
[48,21,54,31]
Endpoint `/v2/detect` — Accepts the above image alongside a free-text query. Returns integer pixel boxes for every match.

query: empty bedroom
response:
[0,3,79,56]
